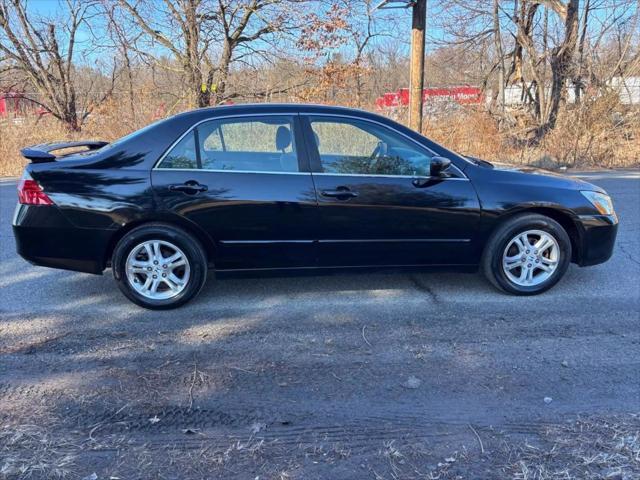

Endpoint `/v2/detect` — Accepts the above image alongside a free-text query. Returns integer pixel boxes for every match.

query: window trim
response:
[153,168,311,175]
[193,126,202,169]
[153,113,308,173]
[301,113,468,180]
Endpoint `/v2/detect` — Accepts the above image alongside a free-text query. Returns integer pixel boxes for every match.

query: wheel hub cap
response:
[502,230,560,287]
[125,240,191,300]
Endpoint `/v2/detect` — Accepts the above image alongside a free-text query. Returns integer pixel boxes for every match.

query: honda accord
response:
[13,104,618,308]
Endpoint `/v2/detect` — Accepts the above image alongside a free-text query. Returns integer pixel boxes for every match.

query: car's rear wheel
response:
[112,223,207,309]
[482,214,572,295]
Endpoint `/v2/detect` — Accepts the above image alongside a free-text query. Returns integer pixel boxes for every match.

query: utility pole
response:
[409,0,426,133]
[376,0,427,133]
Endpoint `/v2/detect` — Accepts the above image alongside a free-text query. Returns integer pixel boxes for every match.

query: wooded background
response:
[1,0,639,176]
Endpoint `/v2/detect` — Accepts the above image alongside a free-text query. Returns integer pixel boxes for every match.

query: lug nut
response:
[162,273,167,277]
[154,260,158,265]
[152,275,157,279]
[162,264,167,268]
[528,264,532,267]
[147,267,152,271]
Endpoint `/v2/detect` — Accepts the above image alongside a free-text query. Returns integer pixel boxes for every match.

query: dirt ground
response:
[1,171,639,479]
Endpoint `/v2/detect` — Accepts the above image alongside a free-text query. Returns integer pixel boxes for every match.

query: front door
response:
[152,114,318,270]
[302,115,481,267]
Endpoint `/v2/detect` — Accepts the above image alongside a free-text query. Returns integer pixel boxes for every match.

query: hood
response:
[477,160,605,193]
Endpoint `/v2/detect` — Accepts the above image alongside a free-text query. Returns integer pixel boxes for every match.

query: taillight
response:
[18,173,54,205]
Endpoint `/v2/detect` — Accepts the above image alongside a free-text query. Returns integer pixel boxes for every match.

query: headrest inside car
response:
[276,126,292,151]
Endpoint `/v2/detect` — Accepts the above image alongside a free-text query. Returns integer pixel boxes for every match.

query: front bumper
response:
[576,214,618,267]
[13,204,113,274]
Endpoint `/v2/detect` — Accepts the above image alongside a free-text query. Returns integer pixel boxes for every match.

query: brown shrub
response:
[424,107,504,161]
[0,91,168,177]
[0,94,638,178]
[542,93,640,168]
[421,95,639,169]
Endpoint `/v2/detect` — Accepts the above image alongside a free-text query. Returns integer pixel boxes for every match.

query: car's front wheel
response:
[482,214,572,295]
[112,223,208,309]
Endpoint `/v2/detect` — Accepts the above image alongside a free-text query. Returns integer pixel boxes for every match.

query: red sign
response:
[376,86,483,109]
[0,92,49,118]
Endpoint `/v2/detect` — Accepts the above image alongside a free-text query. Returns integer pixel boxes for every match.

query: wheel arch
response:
[103,214,217,269]
[492,207,583,263]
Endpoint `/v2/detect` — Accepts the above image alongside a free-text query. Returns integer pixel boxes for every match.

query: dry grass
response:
[0,116,134,178]
[504,415,640,479]
[424,95,640,170]
[542,94,640,169]
[0,94,638,178]
[367,415,640,480]
[0,93,159,177]
[0,424,78,479]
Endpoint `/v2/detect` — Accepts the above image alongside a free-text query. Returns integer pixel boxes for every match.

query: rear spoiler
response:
[20,140,109,163]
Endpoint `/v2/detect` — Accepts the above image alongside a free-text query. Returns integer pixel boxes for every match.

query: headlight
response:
[580,190,614,215]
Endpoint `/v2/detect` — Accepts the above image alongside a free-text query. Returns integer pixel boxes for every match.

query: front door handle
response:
[321,187,358,200]
[168,181,208,194]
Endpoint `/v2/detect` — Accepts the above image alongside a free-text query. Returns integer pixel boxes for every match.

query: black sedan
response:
[13,104,618,309]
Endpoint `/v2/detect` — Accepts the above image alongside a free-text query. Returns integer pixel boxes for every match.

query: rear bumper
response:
[12,204,113,274]
[576,214,618,267]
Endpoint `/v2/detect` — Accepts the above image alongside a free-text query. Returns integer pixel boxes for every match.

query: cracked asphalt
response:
[0,170,639,479]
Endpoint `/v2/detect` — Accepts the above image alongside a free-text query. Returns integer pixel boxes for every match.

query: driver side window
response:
[309,117,432,176]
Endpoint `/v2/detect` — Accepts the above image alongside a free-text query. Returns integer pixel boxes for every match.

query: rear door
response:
[152,114,319,270]
[301,114,481,267]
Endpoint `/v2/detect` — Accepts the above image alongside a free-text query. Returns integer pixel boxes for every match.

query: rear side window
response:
[159,131,198,169]
[158,115,299,172]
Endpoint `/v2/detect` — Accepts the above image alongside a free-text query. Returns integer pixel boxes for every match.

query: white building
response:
[496,77,639,106]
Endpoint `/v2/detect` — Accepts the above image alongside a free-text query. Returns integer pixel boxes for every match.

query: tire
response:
[481,213,572,295]
[112,223,208,309]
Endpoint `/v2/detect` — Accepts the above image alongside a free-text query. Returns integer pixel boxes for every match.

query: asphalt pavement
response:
[0,170,639,479]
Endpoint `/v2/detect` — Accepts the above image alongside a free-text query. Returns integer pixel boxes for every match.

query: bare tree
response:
[294,1,397,107]
[104,3,138,119]
[210,0,305,104]
[0,0,114,130]
[112,0,214,108]
[545,0,580,133]
[493,0,506,116]
[337,0,391,107]
[574,0,591,103]
[501,0,580,136]
[114,0,304,108]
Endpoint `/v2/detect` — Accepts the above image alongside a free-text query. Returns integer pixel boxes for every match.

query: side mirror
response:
[430,156,452,177]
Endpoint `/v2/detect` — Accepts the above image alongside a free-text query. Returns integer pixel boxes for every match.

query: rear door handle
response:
[168,181,208,194]
[321,188,358,199]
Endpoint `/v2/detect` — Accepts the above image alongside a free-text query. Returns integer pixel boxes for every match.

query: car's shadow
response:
[0,247,615,317]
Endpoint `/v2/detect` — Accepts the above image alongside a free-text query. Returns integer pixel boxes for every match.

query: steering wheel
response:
[368,141,389,172]
[370,141,388,159]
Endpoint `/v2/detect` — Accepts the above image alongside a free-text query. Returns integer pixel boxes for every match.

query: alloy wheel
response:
[502,230,560,287]
[125,240,191,300]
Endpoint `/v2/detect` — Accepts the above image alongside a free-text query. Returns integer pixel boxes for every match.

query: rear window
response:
[158,131,198,169]
[101,118,166,152]
[158,115,299,173]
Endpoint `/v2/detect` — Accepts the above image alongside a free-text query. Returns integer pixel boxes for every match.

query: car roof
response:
[172,103,380,121]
